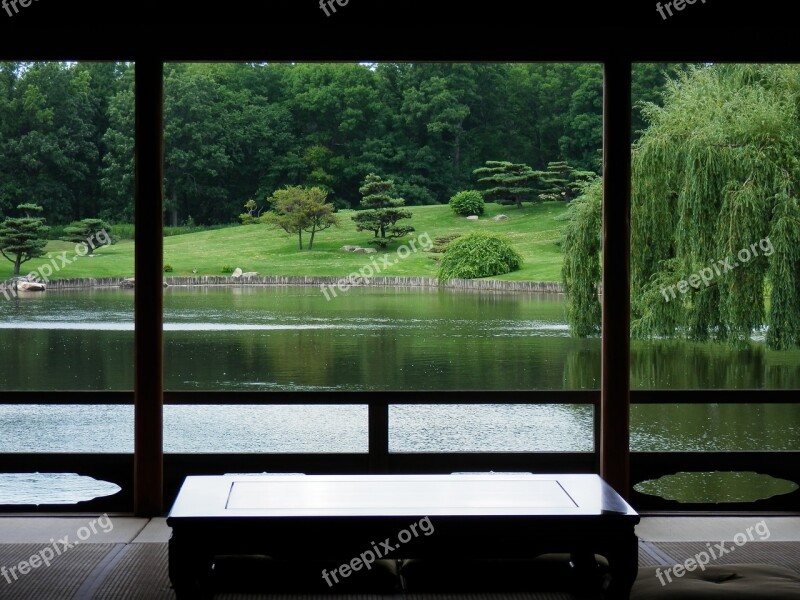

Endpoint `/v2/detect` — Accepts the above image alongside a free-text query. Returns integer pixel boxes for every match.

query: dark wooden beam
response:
[134,60,164,517]
[601,61,632,498]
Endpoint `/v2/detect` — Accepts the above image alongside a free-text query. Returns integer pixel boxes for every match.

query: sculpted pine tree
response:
[539,161,596,202]
[473,161,545,208]
[0,203,49,276]
[61,219,113,255]
[352,174,414,249]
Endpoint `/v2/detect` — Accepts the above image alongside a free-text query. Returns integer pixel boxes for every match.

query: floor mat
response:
[0,542,115,600]
[651,542,800,573]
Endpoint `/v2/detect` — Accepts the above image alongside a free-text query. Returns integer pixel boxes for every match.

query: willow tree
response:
[561,179,602,336]
[563,64,800,350]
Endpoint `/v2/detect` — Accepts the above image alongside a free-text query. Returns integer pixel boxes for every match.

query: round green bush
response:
[163,264,174,273]
[449,190,485,216]
[438,233,523,280]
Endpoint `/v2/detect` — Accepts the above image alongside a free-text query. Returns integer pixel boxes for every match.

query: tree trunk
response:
[170,189,179,227]
[13,255,21,276]
[309,225,317,250]
[298,230,303,251]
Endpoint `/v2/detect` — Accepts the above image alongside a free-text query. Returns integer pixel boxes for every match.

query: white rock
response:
[231,268,243,278]
[466,215,479,221]
[17,281,46,292]
[493,214,509,221]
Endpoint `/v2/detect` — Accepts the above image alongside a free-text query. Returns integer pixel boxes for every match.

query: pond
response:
[0,286,798,502]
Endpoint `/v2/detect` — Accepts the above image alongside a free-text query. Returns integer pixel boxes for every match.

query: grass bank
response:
[0,202,568,282]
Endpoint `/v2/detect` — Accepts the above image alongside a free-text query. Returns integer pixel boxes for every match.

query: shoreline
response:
[18,276,565,294]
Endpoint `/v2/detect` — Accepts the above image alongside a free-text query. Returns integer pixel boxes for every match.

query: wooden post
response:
[134,60,165,516]
[601,61,632,498]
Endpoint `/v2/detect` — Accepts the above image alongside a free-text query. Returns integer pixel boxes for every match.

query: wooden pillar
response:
[134,60,164,516]
[600,60,632,498]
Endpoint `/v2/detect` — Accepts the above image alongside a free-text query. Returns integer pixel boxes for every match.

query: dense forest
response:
[0,62,681,226]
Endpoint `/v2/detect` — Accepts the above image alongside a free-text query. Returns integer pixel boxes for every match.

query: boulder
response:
[341,245,358,252]
[466,215,479,221]
[363,248,378,254]
[231,268,243,278]
[17,281,46,292]
[119,277,168,288]
[242,272,258,278]
[493,214,509,221]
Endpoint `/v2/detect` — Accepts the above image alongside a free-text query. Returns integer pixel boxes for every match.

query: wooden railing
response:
[0,390,797,514]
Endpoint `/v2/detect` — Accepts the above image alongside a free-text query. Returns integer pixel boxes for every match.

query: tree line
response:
[0,61,682,227]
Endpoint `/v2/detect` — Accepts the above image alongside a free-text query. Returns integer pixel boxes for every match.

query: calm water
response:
[0,287,798,502]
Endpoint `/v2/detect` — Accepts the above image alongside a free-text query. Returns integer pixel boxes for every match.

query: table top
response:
[168,473,638,520]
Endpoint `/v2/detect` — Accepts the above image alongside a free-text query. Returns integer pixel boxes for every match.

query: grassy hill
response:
[1,202,569,282]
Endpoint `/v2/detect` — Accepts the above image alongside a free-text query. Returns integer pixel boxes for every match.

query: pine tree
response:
[0,203,50,276]
[61,219,113,255]
[352,174,414,249]
[472,161,545,208]
[539,161,596,202]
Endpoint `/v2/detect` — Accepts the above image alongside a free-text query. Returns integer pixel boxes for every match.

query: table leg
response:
[570,550,604,594]
[604,533,639,600]
[168,532,214,600]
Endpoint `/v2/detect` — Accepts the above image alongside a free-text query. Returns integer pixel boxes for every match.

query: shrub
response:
[163,264,174,273]
[449,190,485,216]
[222,265,234,274]
[438,233,522,281]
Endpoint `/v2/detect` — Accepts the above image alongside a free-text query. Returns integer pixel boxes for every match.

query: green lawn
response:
[2,202,568,282]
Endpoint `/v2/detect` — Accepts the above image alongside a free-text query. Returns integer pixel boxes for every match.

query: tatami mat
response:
[90,543,174,599]
[0,542,115,599]
[2,522,800,599]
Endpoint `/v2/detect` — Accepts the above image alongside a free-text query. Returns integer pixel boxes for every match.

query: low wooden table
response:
[167,473,639,598]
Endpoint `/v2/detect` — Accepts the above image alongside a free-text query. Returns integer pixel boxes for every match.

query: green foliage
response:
[222,265,234,274]
[262,186,339,251]
[163,264,174,273]
[353,174,414,248]
[449,190,485,216]
[0,203,50,275]
[561,181,602,336]
[61,218,113,255]
[631,63,692,139]
[564,64,800,349]
[239,199,263,225]
[109,223,135,239]
[0,61,617,226]
[538,161,596,202]
[473,161,545,208]
[438,233,522,281]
